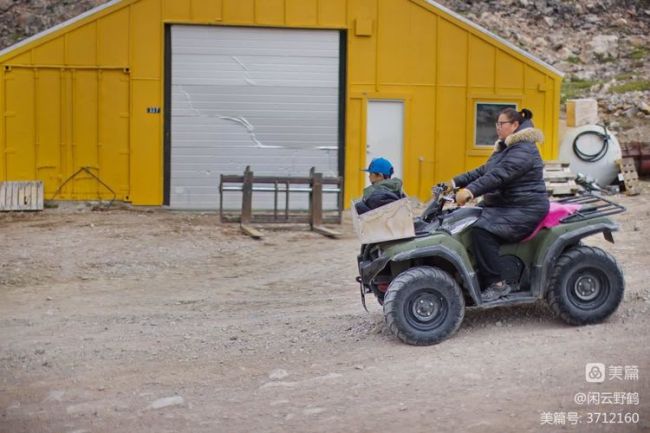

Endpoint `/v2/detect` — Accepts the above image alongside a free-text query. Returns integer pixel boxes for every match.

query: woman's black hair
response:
[499,107,533,124]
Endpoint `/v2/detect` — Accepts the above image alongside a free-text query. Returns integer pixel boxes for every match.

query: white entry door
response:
[366,100,404,185]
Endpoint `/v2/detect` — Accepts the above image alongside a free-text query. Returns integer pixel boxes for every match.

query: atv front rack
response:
[557,193,626,223]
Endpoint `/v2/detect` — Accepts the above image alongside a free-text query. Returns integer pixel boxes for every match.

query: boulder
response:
[588,34,619,60]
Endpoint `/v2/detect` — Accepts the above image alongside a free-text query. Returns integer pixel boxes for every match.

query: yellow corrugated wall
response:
[0,0,561,206]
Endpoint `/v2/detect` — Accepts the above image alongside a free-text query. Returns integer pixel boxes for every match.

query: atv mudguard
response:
[527,218,618,298]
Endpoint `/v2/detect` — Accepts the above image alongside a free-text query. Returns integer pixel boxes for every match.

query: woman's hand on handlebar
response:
[456,188,473,206]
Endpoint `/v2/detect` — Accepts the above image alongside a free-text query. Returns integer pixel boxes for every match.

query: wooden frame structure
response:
[219,167,343,238]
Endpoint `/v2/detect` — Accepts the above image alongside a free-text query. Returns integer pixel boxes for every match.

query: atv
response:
[356,183,626,346]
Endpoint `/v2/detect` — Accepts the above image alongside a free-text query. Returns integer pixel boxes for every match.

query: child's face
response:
[368,173,384,184]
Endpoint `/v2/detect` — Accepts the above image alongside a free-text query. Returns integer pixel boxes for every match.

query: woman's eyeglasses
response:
[495,121,514,128]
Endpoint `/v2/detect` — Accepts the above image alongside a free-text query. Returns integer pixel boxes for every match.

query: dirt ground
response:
[1,184,650,433]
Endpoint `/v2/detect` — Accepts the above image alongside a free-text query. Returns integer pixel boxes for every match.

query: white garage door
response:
[169,25,341,210]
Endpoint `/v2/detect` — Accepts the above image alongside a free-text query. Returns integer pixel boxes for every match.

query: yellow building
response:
[0,0,562,208]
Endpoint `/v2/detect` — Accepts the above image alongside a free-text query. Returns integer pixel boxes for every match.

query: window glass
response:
[475,103,517,146]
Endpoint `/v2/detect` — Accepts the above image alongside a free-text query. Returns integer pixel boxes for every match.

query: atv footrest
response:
[473,291,538,309]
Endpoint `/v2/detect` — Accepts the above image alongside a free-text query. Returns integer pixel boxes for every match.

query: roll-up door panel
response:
[170,25,340,210]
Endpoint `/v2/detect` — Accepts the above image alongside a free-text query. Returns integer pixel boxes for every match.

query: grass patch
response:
[595,53,616,64]
[561,78,598,103]
[615,72,635,81]
[610,80,650,93]
[629,46,649,60]
[567,56,581,64]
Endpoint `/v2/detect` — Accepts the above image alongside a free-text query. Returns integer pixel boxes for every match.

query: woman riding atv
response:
[452,108,549,302]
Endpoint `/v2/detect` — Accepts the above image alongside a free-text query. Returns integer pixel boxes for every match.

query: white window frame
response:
[473,101,518,147]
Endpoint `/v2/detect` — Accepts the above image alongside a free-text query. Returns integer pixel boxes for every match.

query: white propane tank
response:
[559,124,622,186]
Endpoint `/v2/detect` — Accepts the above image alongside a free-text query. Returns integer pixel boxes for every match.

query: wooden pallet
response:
[616,158,641,196]
[0,181,44,211]
[543,161,579,196]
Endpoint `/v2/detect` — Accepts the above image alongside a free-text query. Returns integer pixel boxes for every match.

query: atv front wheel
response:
[546,245,624,326]
[383,266,465,346]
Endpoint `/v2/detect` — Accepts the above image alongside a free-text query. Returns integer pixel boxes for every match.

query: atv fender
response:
[391,245,482,306]
[530,221,618,298]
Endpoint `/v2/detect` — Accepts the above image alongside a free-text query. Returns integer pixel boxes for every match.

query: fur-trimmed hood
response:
[505,127,544,146]
[493,125,544,151]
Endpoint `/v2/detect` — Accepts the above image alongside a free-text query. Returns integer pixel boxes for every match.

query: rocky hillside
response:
[1,0,649,141]
[435,0,650,142]
[0,0,106,47]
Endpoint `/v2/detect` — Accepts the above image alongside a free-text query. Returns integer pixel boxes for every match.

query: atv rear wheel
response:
[546,245,624,326]
[383,266,465,346]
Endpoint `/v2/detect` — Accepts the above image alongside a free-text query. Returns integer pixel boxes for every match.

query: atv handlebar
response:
[421,182,457,222]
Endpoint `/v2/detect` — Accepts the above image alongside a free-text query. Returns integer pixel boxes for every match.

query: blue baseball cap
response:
[363,157,394,177]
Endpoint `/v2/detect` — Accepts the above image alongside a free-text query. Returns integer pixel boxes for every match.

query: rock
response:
[627,36,646,48]
[614,18,628,26]
[303,407,326,415]
[552,61,572,72]
[269,369,289,380]
[517,33,533,48]
[148,396,184,410]
[533,37,548,48]
[495,321,503,327]
[548,34,564,50]
[575,69,596,80]
[588,35,619,60]
[259,380,297,389]
[557,47,574,61]
[637,101,650,115]
[479,11,500,30]
[543,16,554,27]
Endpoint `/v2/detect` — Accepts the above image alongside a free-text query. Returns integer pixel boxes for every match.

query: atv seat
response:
[521,202,581,242]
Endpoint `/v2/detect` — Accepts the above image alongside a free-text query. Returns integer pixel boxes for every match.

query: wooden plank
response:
[312,225,341,239]
[544,170,574,181]
[309,169,323,228]
[0,183,5,211]
[241,167,254,224]
[544,160,570,171]
[38,182,45,209]
[240,224,263,239]
[12,184,18,209]
[546,180,578,196]
[37,182,44,210]
[32,183,38,210]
